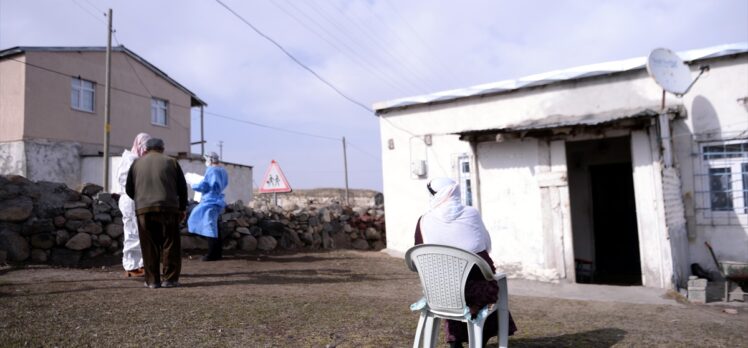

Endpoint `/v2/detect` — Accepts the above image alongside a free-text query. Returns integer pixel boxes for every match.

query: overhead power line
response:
[214,0,373,114]
[268,0,415,95]
[204,111,340,141]
[8,57,364,145]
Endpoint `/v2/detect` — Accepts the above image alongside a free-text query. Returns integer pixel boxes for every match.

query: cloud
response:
[2,0,746,190]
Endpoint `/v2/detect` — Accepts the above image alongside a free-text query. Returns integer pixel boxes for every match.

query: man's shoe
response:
[144,282,161,289]
[126,267,145,278]
[161,280,179,288]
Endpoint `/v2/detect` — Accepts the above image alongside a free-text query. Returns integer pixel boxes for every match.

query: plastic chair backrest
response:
[405,244,494,317]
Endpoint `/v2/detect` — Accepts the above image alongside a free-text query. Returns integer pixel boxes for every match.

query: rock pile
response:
[0,175,386,266]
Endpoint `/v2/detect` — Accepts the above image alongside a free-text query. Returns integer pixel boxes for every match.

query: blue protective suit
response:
[187,166,229,238]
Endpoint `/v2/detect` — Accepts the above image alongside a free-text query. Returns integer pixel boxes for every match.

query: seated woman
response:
[415,177,517,348]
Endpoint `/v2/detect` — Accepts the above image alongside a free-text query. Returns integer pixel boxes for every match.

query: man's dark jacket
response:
[125,151,188,215]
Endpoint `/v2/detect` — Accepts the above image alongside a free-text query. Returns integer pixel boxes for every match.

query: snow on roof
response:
[373,43,748,113]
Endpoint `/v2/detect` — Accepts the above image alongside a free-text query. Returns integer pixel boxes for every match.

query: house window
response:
[458,155,473,206]
[71,77,95,112]
[701,141,748,214]
[151,98,168,126]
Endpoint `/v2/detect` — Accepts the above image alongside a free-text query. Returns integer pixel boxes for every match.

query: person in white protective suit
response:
[188,152,229,261]
[117,133,151,277]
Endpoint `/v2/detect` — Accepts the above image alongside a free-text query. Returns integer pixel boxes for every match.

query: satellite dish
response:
[646,48,692,95]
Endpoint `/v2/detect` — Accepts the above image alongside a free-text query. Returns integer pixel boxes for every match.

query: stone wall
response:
[0,175,385,267]
[253,188,384,208]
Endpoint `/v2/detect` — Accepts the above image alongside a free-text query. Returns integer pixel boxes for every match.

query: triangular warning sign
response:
[258,160,292,193]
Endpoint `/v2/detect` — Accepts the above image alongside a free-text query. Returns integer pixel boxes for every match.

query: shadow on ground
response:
[506,328,626,348]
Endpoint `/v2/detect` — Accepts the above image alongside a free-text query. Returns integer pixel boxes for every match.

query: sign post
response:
[258,160,292,206]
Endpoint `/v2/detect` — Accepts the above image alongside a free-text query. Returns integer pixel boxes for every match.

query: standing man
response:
[188,152,229,261]
[125,138,188,289]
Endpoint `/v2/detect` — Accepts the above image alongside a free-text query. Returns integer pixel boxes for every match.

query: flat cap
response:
[145,138,165,150]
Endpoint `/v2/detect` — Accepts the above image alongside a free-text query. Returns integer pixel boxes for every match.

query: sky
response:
[1,0,747,191]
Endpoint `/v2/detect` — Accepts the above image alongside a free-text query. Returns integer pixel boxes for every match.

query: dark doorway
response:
[567,136,642,286]
[589,162,642,285]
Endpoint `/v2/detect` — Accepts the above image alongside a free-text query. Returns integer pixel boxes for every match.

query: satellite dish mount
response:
[646,48,710,169]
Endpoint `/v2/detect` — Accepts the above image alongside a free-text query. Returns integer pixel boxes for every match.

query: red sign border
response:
[258,160,292,193]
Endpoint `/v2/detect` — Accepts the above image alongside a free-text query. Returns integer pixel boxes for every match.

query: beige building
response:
[0,46,206,189]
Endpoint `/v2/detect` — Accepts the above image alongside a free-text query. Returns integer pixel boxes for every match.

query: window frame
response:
[71,77,96,113]
[696,139,748,224]
[458,155,473,206]
[150,97,169,127]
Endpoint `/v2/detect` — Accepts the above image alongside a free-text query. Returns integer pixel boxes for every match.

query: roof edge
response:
[373,43,748,113]
[0,45,207,107]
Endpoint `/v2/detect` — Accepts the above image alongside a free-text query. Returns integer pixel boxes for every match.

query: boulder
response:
[30,233,55,249]
[0,196,33,222]
[53,216,66,227]
[260,220,285,237]
[97,234,112,247]
[239,235,257,251]
[64,220,83,232]
[332,231,352,249]
[65,233,92,250]
[31,248,48,262]
[257,236,277,251]
[55,230,70,246]
[22,218,55,236]
[63,201,88,209]
[365,227,381,241]
[0,229,30,261]
[223,239,237,250]
[29,181,78,218]
[86,247,105,259]
[236,217,250,228]
[352,238,370,250]
[322,231,334,249]
[181,235,208,250]
[94,213,112,223]
[79,183,103,197]
[65,208,93,221]
[50,248,81,267]
[77,221,102,235]
[249,226,262,237]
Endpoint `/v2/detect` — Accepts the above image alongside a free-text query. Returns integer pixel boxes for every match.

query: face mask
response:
[205,160,211,167]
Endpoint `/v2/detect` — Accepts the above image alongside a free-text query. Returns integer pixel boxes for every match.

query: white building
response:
[374,43,748,290]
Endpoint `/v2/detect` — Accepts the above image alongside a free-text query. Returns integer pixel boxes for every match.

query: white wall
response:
[670,58,748,275]
[378,55,748,288]
[179,158,253,204]
[23,139,81,189]
[0,141,27,177]
[477,139,559,280]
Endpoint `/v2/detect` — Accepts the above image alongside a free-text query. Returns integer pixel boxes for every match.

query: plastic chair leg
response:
[497,277,509,348]
[423,316,441,348]
[413,311,427,348]
[469,321,484,348]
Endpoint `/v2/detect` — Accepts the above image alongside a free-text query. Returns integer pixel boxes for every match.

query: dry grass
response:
[1,250,746,347]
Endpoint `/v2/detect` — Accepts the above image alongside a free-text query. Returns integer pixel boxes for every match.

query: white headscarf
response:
[131,133,152,157]
[420,177,492,253]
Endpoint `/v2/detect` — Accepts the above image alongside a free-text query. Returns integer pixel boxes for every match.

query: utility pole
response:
[218,140,223,160]
[102,8,113,192]
[200,106,205,157]
[342,136,349,206]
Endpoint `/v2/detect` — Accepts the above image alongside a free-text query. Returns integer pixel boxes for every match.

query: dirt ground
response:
[0,250,746,347]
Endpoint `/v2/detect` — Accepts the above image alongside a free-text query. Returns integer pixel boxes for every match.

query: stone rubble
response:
[0,175,386,266]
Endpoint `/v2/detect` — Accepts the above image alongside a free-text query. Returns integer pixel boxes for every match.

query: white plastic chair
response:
[405,244,509,348]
